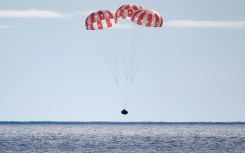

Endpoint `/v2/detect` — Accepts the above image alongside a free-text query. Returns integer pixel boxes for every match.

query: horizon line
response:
[0,121,245,125]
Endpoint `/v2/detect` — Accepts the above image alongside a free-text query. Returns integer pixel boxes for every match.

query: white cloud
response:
[0,9,67,19]
[0,10,96,19]
[80,11,95,16]
[165,20,245,29]
[0,25,11,29]
[64,11,91,18]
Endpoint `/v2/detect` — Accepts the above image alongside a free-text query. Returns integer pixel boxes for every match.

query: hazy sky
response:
[1,0,245,122]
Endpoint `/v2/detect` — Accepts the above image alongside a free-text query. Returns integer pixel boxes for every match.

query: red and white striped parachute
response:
[85,10,117,30]
[116,4,143,19]
[131,9,163,27]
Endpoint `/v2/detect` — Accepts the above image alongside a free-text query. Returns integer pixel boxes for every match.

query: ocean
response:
[0,122,245,153]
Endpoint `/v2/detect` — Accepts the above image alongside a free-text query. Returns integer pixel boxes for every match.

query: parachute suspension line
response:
[129,28,142,83]
[116,81,126,108]
[120,30,131,83]
[109,48,119,85]
[117,32,126,108]
[117,29,131,108]
[130,30,138,84]
[114,34,127,108]
[128,29,134,82]
[123,28,136,108]
[114,38,120,83]
[123,30,135,109]
[123,78,133,108]
[92,31,119,84]
[131,29,160,82]
[129,28,135,82]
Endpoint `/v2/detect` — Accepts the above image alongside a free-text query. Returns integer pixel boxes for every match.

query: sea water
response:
[0,122,245,153]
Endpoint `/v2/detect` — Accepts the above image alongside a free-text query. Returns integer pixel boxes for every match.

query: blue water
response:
[0,122,245,153]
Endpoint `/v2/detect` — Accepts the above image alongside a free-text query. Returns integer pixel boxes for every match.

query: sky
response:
[0,0,245,122]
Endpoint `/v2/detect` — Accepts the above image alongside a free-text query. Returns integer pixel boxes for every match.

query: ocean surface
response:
[0,122,245,153]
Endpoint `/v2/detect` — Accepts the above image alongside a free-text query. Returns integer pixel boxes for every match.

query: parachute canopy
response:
[85,10,117,30]
[116,4,144,19]
[131,10,163,27]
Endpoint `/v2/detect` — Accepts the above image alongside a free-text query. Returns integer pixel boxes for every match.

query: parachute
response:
[116,4,144,19]
[85,5,163,114]
[131,9,163,27]
[85,10,117,30]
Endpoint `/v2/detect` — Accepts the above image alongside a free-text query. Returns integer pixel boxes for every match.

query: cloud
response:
[62,11,91,18]
[79,11,95,17]
[0,25,11,29]
[0,9,96,19]
[0,9,67,19]
[165,20,245,29]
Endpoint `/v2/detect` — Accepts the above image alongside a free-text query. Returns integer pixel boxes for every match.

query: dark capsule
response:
[121,109,128,115]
